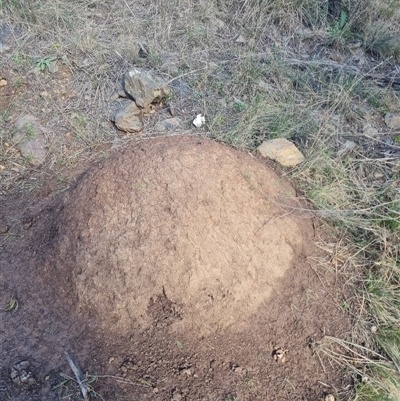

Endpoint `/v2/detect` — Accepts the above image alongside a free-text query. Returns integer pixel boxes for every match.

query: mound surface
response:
[48,137,313,334]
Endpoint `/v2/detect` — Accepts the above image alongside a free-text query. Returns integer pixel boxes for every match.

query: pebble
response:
[385,113,400,129]
[363,123,378,136]
[235,35,246,44]
[155,117,182,131]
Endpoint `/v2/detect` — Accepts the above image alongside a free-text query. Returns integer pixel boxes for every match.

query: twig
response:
[286,58,400,86]
[64,351,89,401]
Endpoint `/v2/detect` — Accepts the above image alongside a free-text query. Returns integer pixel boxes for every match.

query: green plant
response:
[234,99,245,112]
[327,10,351,47]
[24,124,36,139]
[35,56,57,72]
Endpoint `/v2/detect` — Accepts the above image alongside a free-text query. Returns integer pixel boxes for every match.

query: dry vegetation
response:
[1,0,400,400]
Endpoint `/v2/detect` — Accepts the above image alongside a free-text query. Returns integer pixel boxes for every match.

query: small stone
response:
[235,35,246,44]
[0,223,10,234]
[20,371,30,384]
[115,114,143,133]
[13,115,47,166]
[123,69,171,108]
[113,102,143,133]
[14,360,30,371]
[0,79,7,87]
[325,394,335,401]
[28,377,36,386]
[181,369,191,376]
[257,139,305,167]
[10,369,19,380]
[171,391,183,401]
[363,123,378,136]
[156,117,182,131]
[385,113,400,129]
[116,79,128,98]
[370,325,378,333]
[48,61,58,74]
[40,91,51,99]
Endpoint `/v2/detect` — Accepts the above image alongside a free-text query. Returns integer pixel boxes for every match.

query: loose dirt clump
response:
[1,137,351,400]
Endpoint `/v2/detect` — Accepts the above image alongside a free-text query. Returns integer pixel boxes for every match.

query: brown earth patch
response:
[0,137,351,401]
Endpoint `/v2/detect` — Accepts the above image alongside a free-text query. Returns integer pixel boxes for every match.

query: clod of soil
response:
[44,137,313,335]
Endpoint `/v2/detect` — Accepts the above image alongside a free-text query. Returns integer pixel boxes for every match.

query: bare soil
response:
[1,137,351,401]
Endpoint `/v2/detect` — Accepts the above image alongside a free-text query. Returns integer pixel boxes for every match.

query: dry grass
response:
[1,0,400,399]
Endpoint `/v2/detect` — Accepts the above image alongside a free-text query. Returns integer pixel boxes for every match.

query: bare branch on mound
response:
[64,351,89,401]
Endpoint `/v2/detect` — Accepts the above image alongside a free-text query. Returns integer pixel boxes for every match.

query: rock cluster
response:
[111,69,172,134]
[10,360,36,386]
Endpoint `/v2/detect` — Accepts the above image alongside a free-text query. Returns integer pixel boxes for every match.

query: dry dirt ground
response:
[1,137,352,401]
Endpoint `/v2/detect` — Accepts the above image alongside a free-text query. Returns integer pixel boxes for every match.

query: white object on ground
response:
[193,114,205,128]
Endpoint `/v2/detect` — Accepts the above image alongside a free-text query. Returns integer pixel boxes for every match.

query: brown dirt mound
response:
[1,136,352,401]
[47,136,312,335]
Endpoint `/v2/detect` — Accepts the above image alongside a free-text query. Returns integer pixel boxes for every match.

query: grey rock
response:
[10,369,19,380]
[110,99,138,122]
[19,371,31,384]
[123,69,171,108]
[114,102,143,133]
[155,117,182,131]
[363,123,378,136]
[235,35,246,44]
[385,113,400,129]
[14,360,30,371]
[13,115,47,166]
[48,61,58,74]
[258,138,305,167]
[170,79,191,97]
[116,78,128,98]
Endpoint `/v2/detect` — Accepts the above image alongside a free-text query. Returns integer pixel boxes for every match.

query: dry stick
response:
[286,58,399,85]
[64,351,89,401]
